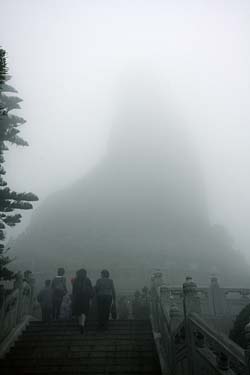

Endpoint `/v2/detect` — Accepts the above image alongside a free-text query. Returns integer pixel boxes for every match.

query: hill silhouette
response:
[13,84,248,287]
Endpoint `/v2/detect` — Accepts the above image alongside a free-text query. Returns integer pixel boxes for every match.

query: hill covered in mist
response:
[13,84,248,286]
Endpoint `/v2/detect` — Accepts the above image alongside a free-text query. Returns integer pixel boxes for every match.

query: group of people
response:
[37,267,116,333]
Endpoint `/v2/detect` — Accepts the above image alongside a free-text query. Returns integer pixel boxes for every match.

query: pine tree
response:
[0,47,38,280]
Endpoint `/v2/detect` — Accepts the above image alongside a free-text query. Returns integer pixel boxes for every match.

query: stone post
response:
[169,302,183,331]
[183,276,201,375]
[150,272,162,335]
[183,276,201,316]
[153,270,164,288]
[208,276,227,316]
[159,284,170,307]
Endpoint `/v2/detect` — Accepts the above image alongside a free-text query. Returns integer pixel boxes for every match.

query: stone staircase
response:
[0,320,161,374]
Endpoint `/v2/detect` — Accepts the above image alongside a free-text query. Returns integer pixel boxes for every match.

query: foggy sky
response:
[1,0,250,260]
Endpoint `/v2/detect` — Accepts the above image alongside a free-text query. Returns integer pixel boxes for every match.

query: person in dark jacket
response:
[72,268,93,334]
[37,280,53,322]
[51,267,67,320]
[95,269,116,330]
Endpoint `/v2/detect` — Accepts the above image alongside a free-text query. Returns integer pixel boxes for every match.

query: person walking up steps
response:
[37,280,53,322]
[51,267,67,320]
[95,269,116,330]
[72,268,94,334]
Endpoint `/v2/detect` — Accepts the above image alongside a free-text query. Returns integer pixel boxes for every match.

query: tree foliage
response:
[229,303,250,348]
[0,47,38,280]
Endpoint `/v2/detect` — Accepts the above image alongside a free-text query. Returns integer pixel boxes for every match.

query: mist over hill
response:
[13,84,248,287]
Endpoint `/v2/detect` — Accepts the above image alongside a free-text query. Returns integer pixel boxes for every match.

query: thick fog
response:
[1,0,250,264]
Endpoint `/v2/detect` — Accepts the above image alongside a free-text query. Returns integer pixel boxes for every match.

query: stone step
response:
[21,334,153,340]
[1,320,161,375]
[26,325,152,332]
[6,350,156,360]
[24,328,153,333]
[1,367,158,375]
[29,321,151,328]
[11,339,155,347]
[30,319,151,326]
[10,348,156,356]
[9,342,155,353]
[26,326,152,333]
[2,357,158,366]
[16,335,153,342]
[24,334,153,339]
[1,363,159,374]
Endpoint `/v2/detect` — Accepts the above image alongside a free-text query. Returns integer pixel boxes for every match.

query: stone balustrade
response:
[150,272,250,375]
[154,275,250,323]
[0,273,35,344]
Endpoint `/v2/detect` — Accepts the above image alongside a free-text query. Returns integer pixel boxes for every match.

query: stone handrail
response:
[0,279,34,344]
[150,273,250,375]
[187,312,247,374]
[151,288,175,374]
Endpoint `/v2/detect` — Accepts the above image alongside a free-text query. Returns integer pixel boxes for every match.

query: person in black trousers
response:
[95,269,116,330]
[72,268,94,334]
[51,267,67,320]
[37,280,53,322]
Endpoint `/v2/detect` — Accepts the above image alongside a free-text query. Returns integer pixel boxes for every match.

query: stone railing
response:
[0,274,35,343]
[185,312,247,375]
[155,275,250,338]
[157,278,250,318]
[150,273,250,375]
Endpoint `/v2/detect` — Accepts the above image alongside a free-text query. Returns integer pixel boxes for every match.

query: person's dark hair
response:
[57,267,65,276]
[45,280,51,287]
[76,268,87,280]
[101,269,109,278]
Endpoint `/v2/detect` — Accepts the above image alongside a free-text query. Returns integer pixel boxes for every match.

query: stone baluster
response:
[183,276,201,316]
[159,285,169,300]
[216,352,229,371]
[169,301,182,331]
[195,331,205,348]
[150,270,163,295]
